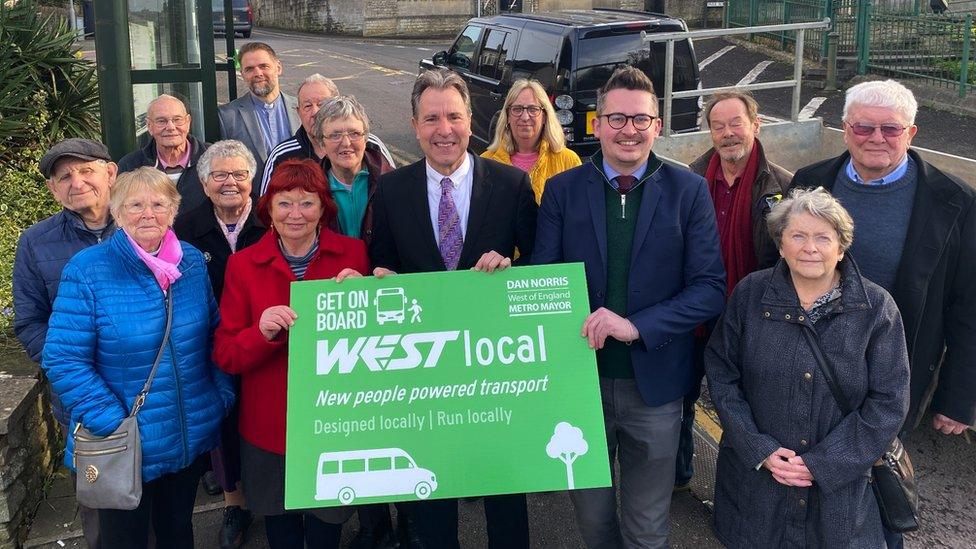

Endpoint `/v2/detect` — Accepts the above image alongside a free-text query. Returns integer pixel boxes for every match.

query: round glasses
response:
[210,170,250,182]
[846,122,909,138]
[509,105,543,118]
[601,113,657,131]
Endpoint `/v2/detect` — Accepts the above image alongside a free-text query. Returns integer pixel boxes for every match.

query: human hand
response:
[473,250,511,273]
[932,413,970,435]
[581,307,639,350]
[259,305,297,341]
[372,267,396,278]
[763,448,813,487]
[334,268,363,283]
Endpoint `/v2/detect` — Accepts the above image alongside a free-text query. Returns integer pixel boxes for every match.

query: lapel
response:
[892,151,963,310]
[629,163,665,269]
[459,155,491,268]
[584,162,608,270]
[404,160,446,270]
[281,92,302,134]
[237,95,268,162]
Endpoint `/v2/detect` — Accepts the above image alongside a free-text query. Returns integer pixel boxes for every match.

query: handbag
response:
[801,327,920,533]
[73,290,173,510]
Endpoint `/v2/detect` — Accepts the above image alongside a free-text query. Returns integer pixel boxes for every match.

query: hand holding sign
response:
[260,305,297,341]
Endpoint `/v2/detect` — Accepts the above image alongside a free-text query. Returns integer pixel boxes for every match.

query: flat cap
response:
[39,138,112,178]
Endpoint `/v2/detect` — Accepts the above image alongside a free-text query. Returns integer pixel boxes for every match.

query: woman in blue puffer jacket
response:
[43,167,235,548]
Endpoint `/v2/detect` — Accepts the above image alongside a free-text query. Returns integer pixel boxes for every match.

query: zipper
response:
[74,431,128,443]
[169,335,190,468]
[75,445,128,456]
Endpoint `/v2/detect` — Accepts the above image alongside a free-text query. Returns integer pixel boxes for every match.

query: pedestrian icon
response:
[409,299,423,323]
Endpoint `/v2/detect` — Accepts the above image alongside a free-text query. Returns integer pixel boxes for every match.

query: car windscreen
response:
[574,35,697,96]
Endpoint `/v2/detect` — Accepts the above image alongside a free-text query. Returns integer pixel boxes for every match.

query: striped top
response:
[279,236,319,280]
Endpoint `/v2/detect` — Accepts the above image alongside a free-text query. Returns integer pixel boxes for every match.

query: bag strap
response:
[130,290,174,416]
[800,326,854,416]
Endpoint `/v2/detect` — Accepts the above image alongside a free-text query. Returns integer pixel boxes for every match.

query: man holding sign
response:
[368,68,538,548]
[534,67,726,548]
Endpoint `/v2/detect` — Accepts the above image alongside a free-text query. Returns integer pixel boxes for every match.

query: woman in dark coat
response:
[173,139,265,548]
[705,187,910,548]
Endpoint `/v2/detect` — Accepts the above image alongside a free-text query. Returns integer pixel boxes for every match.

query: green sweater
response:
[595,154,662,378]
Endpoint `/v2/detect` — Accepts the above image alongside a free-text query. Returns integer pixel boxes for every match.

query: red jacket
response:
[213,229,369,454]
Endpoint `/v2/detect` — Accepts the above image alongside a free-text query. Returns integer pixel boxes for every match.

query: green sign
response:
[285,264,611,509]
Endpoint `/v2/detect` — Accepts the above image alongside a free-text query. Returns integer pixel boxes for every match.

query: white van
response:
[315,447,438,505]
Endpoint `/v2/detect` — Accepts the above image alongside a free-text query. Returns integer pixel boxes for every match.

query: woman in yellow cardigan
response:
[482,79,581,204]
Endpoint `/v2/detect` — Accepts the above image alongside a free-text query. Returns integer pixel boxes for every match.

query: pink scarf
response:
[125,228,183,291]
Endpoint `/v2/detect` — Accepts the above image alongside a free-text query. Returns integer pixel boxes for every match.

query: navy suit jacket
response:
[533,158,726,407]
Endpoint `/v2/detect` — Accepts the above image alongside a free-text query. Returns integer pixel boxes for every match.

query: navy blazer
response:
[533,158,726,407]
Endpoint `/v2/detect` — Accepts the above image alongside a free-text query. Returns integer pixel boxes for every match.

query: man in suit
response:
[533,66,726,548]
[789,79,976,548]
[369,68,537,549]
[218,42,301,196]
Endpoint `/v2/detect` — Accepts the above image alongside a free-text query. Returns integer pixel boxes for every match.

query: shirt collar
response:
[250,93,280,112]
[155,141,192,169]
[845,154,910,186]
[425,152,472,187]
[328,168,369,191]
[603,159,648,183]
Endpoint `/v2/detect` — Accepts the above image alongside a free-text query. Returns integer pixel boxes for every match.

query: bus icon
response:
[374,287,407,325]
[314,448,438,505]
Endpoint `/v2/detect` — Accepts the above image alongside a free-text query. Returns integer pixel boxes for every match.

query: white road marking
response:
[417,47,431,51]
[699,45,735,70]
[799,97,828,120]
[737,61,774,86]
[394,45,406,49]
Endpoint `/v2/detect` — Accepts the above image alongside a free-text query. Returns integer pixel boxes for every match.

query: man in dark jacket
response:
[678,91,793,490]
[790,78,976,548]
[118,94,210,214]
[13,138,117,549]
[259,73,395,196]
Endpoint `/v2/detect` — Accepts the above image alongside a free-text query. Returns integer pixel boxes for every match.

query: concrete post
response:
[825,31,838,91]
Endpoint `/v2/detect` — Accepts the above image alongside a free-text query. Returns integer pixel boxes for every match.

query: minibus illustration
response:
[315,448,438,505]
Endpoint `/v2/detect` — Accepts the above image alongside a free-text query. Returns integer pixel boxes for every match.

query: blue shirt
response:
[603,160,648,186]
[845,154,909,186]
[249,94,291,151]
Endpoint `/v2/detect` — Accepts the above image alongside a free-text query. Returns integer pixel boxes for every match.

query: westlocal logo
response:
[317,326,547,374]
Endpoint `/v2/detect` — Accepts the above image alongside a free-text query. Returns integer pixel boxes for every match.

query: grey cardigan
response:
[705,257,909,548]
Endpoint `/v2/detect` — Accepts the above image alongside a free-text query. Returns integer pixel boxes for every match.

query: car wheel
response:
[414,481,432,500]
[338,487,355,505]
[243,30,251,38]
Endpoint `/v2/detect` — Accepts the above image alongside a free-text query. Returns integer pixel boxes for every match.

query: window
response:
[448,25,484,72]
[320,460,339,474]
[342,459,366,473]
[478,29,511,80]
[368,457,392,471]
[394,456,414,470]
[574,35,697,95]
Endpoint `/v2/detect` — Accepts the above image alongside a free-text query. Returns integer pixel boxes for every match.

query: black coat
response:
[705,258,909,548]
[118,135,211,216]
[173,200,265,300]
[368,155,537,273]
[790,149,976,428]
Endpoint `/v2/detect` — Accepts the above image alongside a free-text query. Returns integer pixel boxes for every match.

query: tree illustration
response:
[546,422,589,489]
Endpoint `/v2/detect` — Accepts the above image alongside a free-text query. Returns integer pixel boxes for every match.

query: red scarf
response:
[704,144,760,294]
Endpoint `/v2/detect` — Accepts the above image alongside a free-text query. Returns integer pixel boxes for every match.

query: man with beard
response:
[219,42,301,197]
[119,94,210,214]
[679,90,792,491]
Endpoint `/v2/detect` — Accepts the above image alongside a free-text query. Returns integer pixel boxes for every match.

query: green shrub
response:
[0,0,99,341]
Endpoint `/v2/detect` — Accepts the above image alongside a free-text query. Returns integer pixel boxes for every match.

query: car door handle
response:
[490,91,502,100]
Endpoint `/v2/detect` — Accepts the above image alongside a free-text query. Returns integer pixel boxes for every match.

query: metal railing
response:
[642,18,832,136]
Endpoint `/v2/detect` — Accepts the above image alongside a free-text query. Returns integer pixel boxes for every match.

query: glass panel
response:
[128,0,201,69]
[133,82,205,140]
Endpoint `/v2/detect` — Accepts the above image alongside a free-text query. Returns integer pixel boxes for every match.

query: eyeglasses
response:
[846,122,909,138]
[320,130,366,143]
[210,170,250,182]
[123,201,171,215]
[509,105,543,118]
[601,113,658,131]
[151,116,188,127]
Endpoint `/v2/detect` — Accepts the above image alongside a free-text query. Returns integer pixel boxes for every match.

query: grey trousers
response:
[570,378,683,549]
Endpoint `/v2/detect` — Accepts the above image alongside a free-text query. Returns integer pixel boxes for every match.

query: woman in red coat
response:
[214,159,368,549]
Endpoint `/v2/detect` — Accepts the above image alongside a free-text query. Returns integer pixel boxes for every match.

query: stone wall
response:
[255,0,712,37]
[0,376,59,548]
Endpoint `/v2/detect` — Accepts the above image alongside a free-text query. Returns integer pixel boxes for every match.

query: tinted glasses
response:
[846,122,909,138]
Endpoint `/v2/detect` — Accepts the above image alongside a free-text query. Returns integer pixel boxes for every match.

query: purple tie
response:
[438,177,464,270]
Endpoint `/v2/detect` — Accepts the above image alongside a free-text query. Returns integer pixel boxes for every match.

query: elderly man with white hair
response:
[790,78,976,546]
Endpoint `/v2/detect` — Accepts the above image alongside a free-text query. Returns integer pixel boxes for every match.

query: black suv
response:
[420,9,701,157]
[213,0,253,38]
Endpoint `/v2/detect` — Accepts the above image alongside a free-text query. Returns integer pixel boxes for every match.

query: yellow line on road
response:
[695,403,724,443]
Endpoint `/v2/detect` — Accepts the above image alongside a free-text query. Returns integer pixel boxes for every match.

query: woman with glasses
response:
[482,79,581,204]
[43,167,235,547]
[312,95,394,244]
[173,140,266,549]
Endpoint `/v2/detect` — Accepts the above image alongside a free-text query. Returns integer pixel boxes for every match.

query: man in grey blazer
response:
[218,42,301,199]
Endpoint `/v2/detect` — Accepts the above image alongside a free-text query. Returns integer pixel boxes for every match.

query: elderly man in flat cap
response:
[13,137,118,549]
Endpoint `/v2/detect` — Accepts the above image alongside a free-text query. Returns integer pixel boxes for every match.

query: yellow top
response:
[482,139,582,204]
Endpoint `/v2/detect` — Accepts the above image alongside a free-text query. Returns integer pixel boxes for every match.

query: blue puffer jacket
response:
[42,228,235,482]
